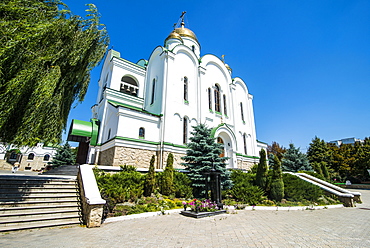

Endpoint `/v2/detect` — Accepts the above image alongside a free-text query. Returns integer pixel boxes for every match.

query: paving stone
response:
[1,189,370,247]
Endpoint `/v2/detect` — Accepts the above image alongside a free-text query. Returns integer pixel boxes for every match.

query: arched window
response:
[28,153,35,160]
[240,102,245,122]
[120,76,138,96]
[139,127,145,139]
[217,137,225,157]
[223,94,227,116]
[183,117,188,144]
[191,45,195,52]
[184,77,188,102]
[107,128,111,140]
[208,88,212,110]
[43,154,50,161]
[214,85,221,113]
[150,79,156,105]
[243,134,247,154]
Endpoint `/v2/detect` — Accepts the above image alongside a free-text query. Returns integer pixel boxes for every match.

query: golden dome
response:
[165,31,184,43]
[165,22,199,45]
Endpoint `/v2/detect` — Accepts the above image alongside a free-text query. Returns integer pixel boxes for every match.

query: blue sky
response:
[62,0,370,152]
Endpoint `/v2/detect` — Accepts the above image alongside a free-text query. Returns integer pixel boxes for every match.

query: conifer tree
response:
[255,149,268,190]
[269,155,284,202]
[50,142,75,167]
[0,1,109,146]
[162,153,174,196]
[182,124,232,198]
[282,143,312,172]
[144,155,156,196]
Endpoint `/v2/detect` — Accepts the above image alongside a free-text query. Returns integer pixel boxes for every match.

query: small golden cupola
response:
[164,12,200,57]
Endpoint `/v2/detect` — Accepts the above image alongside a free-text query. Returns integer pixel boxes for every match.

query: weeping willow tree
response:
[0,0,109,146]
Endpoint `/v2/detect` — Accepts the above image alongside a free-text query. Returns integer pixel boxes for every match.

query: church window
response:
[120,76,138,96]
[240,102,245,122]
[28,153,35,160]
[183,117,188,144]
[223,94,227,116]
[243,134,247,154]
[43,154,50,161]
[150,79,156,105]
[184,77,188,102]
[208,88,212,110]
[139,127,145,139]
[214,85,221,113]
[191,45,195,52]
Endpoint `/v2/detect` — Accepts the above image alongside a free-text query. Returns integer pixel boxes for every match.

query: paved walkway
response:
[1,189,370,248]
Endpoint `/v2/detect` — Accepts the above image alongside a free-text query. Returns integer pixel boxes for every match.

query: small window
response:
[240,102,245,122]
[223,94,227,116]
[243,134,247,154]
[107,128,111,140]
[43,154,50,161]
[139,127,145,139]
[9,152,17,160]
[191,45,195,52]
[208,88,212,110]
[150,79,156,105]
[214,85,221,113]
[184,77,188,102]
[183,117,188,144]
[28,153,35,160]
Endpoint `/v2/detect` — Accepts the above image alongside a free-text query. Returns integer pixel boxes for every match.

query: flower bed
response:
[180,199,227,218]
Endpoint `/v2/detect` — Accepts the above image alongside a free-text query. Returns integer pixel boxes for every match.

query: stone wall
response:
[98,146,187,169]
[161,151,186,169]
[0,157,49,171]
[236,159,256,171]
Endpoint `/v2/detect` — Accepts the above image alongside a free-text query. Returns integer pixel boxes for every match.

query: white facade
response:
[81,22,267,169]
[0,143,57,171]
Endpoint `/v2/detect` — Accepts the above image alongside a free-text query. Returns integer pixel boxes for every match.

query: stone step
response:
[0,194,79,203]
[0,191,78,197]
[0,188,77,193]
[0,216,81,232]
[0,209,81,222]
[0,198,79,207]
[0,204,80,214]
[0,178,76,183]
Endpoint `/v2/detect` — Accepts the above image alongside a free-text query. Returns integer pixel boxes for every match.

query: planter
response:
[180,210,227,219]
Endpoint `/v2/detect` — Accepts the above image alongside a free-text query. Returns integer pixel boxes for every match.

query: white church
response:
[68,16,267,170]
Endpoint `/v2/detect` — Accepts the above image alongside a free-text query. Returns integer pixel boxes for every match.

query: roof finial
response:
[180,11,186,27]
[222,55,225,63]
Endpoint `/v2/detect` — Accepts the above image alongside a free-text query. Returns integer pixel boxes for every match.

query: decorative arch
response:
[212,123,238,168]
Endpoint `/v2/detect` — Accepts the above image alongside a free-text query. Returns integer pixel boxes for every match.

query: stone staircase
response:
[0,174,82,232]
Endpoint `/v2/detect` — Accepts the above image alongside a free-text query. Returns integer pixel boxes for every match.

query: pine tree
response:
[50,142,75,167]
[182,124,232,198]
[307,137,331,175]
[282,143,312,172]
[269,155,284,202]
[255,149,268,190]
[0,1,109,146]
[144,155,156,196]
[162,153,174,196]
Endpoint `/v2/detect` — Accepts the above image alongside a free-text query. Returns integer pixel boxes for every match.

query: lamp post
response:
[204,161,223,209]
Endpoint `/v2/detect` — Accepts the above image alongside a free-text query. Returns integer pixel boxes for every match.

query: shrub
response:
[173,171,193,199]
[283,173,322,202]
